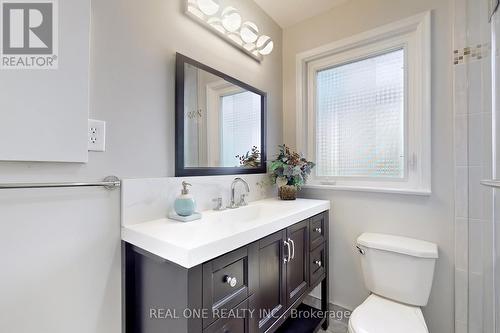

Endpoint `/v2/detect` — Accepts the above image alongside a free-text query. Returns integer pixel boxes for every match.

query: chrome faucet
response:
[228,177,250,209]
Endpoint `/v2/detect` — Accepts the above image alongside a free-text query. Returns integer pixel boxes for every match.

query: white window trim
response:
[295,11,431,195]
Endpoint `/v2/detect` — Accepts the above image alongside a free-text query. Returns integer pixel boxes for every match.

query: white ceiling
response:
[254,0,349,28]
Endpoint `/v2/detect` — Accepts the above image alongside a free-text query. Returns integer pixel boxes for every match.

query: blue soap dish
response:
[168,212,202,222]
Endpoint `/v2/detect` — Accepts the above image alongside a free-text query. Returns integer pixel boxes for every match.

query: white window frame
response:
[295,11,431,195]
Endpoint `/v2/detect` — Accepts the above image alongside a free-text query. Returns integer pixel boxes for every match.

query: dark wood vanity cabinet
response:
[254,230,287,332]
[124,211,329,333]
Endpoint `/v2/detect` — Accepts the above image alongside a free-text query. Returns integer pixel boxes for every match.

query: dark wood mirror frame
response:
[175,53,267,177]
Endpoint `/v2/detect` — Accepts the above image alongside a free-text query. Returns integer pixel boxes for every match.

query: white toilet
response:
[348,233,439,333]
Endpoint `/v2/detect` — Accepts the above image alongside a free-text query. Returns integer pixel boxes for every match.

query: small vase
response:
[278,185,297,200]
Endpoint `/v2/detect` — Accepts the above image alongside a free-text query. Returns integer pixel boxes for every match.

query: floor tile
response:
[320,320,348,333]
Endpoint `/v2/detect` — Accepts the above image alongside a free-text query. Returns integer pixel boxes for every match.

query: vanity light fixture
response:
[185,0,274,62]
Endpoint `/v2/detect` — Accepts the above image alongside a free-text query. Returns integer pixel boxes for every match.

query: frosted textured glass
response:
[316,49,405,178]
[221,91,261,166]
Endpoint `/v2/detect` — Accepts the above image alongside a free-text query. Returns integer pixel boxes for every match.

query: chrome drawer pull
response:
[224,275,237,287]
[314,227,322,233]
[314,260,322,267]
[283,240,291,263]
[288,238,295,260]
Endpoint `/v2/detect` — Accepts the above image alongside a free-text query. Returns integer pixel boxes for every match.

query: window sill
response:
[301,184,431,196]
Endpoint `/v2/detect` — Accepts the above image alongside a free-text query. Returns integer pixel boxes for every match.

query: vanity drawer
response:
[309,243,326,286]
[204,296,255,333]
[203,244,258,328]
[309,212,326,250]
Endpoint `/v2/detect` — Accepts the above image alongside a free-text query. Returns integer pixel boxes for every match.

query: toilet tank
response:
[356,233,438,306]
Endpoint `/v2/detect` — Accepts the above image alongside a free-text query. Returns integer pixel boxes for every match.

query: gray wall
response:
[282,1,454,333]
[0,0,282,332]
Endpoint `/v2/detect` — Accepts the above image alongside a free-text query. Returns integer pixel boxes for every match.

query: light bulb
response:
[256,35,274,55]
[197,0,220,16]
[240,21,259,44]
[221,7,241,32]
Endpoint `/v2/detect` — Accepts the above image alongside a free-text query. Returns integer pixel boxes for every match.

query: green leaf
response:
[270,160,284,171]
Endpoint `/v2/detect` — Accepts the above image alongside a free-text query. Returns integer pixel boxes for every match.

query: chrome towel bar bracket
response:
[490,0,500,22]
[480,179,500,188]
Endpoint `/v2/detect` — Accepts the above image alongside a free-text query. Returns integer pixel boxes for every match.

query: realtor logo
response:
[1,0,58,69]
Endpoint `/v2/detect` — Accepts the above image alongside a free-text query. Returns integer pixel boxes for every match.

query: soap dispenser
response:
[174,181,196,217]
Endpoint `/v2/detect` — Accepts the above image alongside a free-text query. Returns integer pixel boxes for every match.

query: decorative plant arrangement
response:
[236,146,261,168]
[269,144,315,200]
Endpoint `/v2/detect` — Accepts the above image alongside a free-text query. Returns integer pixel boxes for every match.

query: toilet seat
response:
[348,294,429,333]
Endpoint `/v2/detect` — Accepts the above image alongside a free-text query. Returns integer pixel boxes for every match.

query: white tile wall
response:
[454,0,467,52]
[469,167,485,220]
[469,272,484,331]
[455,218,469,271]
[455,269,469,324]
[468,220,484,274]
[453,0,494,331]
[468,114,482,166]
[454,65,468,115]
[455,116,468,166]
[455,167,469,218]
[481,113,493,176]
[467,62,482,115]
[456,320,468,333]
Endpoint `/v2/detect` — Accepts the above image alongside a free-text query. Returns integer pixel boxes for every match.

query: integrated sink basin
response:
[121,198,330,268]
[204,200,284,223]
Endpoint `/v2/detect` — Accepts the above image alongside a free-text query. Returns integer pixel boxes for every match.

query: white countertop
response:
[121,198,330,268]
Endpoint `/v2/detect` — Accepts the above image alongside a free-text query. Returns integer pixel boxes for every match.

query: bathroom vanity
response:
[122,198,330,333]
[122,53,330,333]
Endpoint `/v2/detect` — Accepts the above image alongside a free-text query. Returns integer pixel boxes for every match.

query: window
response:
[297,12,431,194]
[316,49,405,178]
[220,91,261,166]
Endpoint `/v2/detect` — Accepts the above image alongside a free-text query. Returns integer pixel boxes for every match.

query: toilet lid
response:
[348,294,429,333]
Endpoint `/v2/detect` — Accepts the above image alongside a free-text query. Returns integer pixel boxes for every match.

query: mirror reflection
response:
[183,63,263,168]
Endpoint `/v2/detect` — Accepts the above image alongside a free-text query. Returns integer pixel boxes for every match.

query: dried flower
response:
[269,144,315,189]
[236,146,261,168]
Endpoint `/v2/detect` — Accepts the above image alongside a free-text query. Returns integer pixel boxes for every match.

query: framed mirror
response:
[175,53,267,176]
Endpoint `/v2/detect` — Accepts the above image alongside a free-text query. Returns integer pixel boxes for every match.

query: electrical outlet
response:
[88,119,106,152]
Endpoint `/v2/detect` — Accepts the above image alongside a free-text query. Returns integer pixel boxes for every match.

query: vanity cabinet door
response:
[285,219,309,307]
[254,230,287,333]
